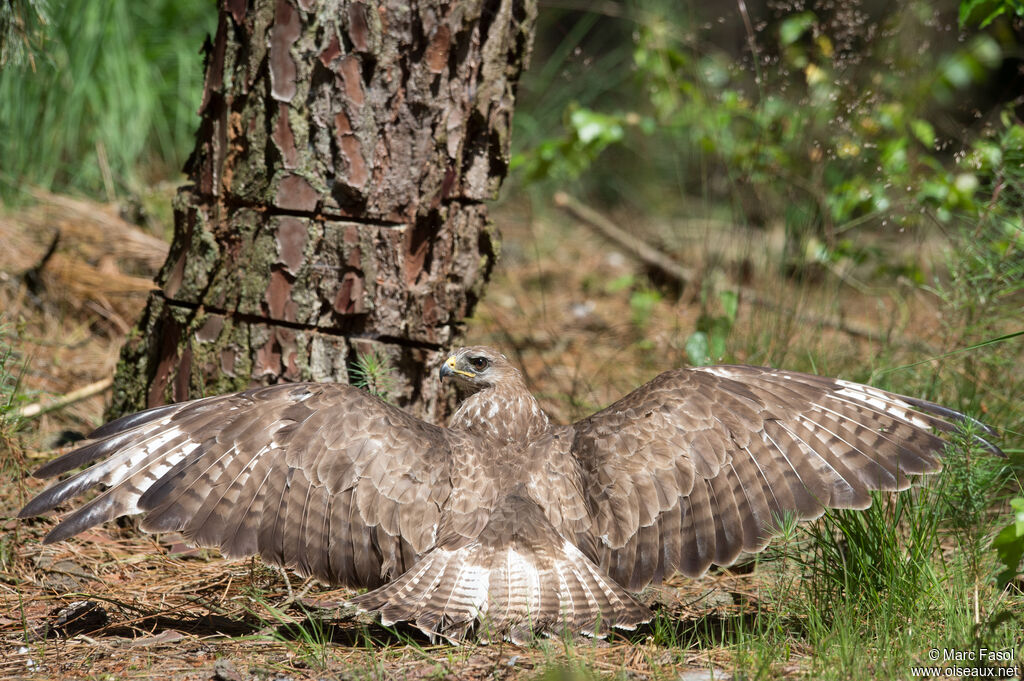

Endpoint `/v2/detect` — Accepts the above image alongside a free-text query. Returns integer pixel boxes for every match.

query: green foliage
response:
[349,349,398,403]
[512,1,1007,275]
[932,118,1024,428]
[0,0,49,67]
[512,106,633,184]
[960,0,1024,27]
[798,490,942,620]
[932,426,1012,625]
[772,416,1018,674]
[685,290,737,366]
[627,287,662,333]
[601,273,666,343]
[935,425,1009,548]
[635,6,999,228]
[509,8,637,197]
[0,320,31,508]
[950,119,1024,280]
[0,321,30,443]
[245,597,344,672]
[993,497,1024,588]
[0,0,216,201]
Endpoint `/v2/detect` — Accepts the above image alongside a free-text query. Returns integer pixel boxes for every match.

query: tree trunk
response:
[109,0,537,422]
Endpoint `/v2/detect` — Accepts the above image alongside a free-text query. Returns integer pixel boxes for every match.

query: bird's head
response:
[439,346,519,393]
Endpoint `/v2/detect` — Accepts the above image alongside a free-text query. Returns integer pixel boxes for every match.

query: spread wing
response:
[570,365,1001,591]
[19,383,453,588]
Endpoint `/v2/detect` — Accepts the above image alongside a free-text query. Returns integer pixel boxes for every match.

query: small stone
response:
[212,658,244,681]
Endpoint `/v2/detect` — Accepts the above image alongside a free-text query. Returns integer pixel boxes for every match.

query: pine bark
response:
[109,0,537,421]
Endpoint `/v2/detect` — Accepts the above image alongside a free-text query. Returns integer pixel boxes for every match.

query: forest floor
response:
[0,190,1020,680]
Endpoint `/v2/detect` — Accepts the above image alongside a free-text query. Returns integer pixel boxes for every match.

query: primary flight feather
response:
[19,346,1001,643]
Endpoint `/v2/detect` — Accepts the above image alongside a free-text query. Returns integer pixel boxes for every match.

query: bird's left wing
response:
[19,382,454,588]
[569,365,1000,591]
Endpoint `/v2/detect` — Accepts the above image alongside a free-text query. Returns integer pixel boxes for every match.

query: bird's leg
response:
[273,568,317,610]
[280,566,294,600]
[289,579,317,606]
[252,569,322,637]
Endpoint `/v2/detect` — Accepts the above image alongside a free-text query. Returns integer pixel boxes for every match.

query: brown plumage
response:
[19,346,1001,643]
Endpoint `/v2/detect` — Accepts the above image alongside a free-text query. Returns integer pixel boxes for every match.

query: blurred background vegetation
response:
[512,0,1021,275]
[0,0,215,214]
[2,0,1022,269]
[2,0,1021,315]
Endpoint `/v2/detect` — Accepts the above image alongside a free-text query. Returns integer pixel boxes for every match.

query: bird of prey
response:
[20,346,1000,643]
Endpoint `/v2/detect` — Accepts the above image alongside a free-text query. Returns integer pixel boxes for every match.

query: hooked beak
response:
[439,355,474,381]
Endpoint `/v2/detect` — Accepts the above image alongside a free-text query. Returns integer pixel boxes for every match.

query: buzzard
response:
[19,346,1001,643]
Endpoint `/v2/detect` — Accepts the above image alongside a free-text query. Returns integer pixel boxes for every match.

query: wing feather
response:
[350,486,382,586]
[213,454,276,558]
[21,351,1002,636]
[257,461,293,568]
[728,447,779,548]
[20,382,454,589]
[284,474,317,575]
[708,470,743,567]
[571,364,1001,590]
[678,479,716,578]
[328,488,356,583]
[633,520,663,587]
[303,484,332,580]
[759,426,821,516]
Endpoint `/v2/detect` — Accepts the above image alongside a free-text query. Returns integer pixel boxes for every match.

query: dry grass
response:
[4,518,792,679]
[1,518,771,680]
[0,192,1016,680]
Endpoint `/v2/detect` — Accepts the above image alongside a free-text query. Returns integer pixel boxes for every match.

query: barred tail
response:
[349,495,651,643]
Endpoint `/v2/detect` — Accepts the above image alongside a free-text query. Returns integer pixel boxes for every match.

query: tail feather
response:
[350,495,651,643]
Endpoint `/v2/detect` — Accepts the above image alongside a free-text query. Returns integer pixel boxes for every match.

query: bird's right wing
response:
[19,382,454,588]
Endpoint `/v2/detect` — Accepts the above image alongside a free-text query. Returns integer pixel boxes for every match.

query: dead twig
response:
[15,377,113,420]
[553,191,695,293]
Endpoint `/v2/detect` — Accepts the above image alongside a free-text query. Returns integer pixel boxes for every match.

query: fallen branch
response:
[16,377,113,420]
[553,191,694,292]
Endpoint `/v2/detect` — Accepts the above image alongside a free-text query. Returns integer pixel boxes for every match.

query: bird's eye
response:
[469,356,489,371]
